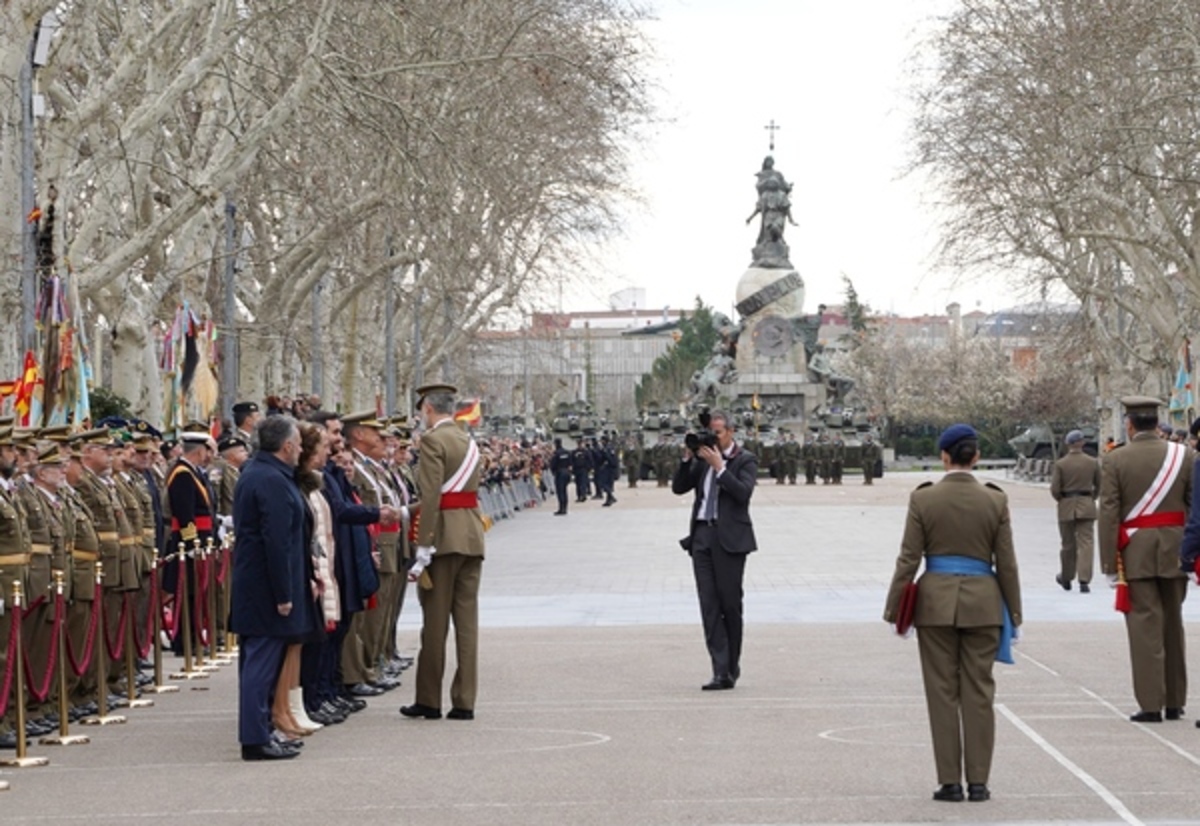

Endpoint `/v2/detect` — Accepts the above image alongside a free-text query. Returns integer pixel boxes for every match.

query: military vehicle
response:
[548,401,603,449]
[1008,423,1099,460]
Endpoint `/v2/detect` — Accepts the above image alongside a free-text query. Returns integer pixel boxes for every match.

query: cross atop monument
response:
[764,119,781,152]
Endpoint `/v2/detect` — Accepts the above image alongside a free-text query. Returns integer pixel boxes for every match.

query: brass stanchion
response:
[0,580,50,766]
[80,562,126,726]
[123,589,152,709]
[191,539,217,674]
[40,571,88,746]
[222,531,237,657]
[145,554,178,695]
[168,542,207,681]
[205,537,228,666]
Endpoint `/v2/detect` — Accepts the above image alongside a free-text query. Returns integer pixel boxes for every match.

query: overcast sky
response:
[561,0,1015,319]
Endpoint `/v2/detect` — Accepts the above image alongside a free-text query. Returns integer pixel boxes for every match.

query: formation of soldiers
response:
[635,429,883,486]
[0,401,428,764]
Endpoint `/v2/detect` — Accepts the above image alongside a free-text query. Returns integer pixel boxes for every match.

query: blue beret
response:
[1064,429,1085,445]
[937,423,978,452]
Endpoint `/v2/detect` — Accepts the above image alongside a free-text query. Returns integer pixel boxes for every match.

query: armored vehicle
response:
[1008,423,1099,460]
[809,407,884,475]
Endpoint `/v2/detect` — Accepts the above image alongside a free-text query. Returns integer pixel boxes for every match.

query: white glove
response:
[1107,573,1120,588]
[400,505,411,525]
[409,545,435,577]
[217,515,233,541]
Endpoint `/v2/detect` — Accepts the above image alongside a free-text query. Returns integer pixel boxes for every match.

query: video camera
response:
[684,410,717,453]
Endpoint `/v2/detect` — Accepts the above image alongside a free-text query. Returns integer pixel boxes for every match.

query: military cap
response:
[341,410,386,429]
[0,416,13,427]
[937,423,978,452]
[180,431,217,450]
[132,433,156,452]
[12,428,38,448]
[1121,395,1162,416]
[0,427,14,446]
[96,415,128,429]
[415,383,457,404]
[71,427,122,448]
[36,444,66,466]
[130,419,164,440]
[34,424,70,439]
[1064,429,1085,445]
[232,401,259,416]
[218,436,248,453]
[182,420,211,434]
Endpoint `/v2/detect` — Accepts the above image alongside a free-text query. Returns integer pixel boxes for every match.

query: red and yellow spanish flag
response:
[13,351,40,425]
[454,398,482,427]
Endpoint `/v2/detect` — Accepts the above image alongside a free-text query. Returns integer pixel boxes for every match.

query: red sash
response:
[1117,511,1185,551]
[440,491,478,509]
[171,515,212,532]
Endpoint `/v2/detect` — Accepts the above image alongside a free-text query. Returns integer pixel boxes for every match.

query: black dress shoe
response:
[701,675,735,691]
[553,510,566,516]
[349,682,384,697]
[446,708,474,720]
[316,702,347,723]
[1131,710,1163,723]
[1166,707,1184,720]
[933,783,964,802]
[1079,582,1090,593]
[1055,574,1071,591]
[967,783,990,802]
[334,695,366,712]
[400,703,442,719]
[0,731,17,749]
[241,741,300,761]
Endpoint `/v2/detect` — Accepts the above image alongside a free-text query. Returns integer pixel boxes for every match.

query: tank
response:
[1008,423,1099,460]
[810,407,884,474]
[549,401,601,449]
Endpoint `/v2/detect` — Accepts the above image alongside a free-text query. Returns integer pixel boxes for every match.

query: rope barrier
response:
[102,591,130,661]
[0,590,22,718]
[23,591,64,703]
[65,592,100,678]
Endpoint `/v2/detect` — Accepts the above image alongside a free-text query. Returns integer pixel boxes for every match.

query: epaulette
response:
[916,481,934,490]
[985,482,1004,492]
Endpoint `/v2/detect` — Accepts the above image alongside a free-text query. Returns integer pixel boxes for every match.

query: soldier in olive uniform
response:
[782,432,801,484]
[211,435,248,640]
[75,428,138,696]
[802,434,817,485]
[830,435,845,485]
[884,424,1022,803]
[16,446,69,729]
[861,434,882,485]
[571,442,592,501]
[1101,396,1191,722]
[623,435,643,489]
[817,433,833,484]
[0,427,33,748]
[1050,430,1101,592]
[63,438,101,716]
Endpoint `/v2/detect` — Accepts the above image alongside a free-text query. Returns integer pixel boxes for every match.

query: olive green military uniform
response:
[802,437,817,484]
[16,475,63,720]
[884,473,1022,788]
[623,441,643,488]
[61,483,100,707]
[211,456,239,638]
[1098,430,1191,714]
[861,439,882,485]
[817,437,832,484]
[0,473,32,738]
[1050,449,1101,587]
[830,438,845,484]
[782,437,800,484]
[353,453,402,681]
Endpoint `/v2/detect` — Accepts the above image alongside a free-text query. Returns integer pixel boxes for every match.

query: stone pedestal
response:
[729,265,826,428]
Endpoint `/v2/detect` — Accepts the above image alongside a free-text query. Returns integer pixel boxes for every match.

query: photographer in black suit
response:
[673,410,758,690]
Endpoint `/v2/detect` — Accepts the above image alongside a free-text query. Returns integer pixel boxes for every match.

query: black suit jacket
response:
[672,444,758,554]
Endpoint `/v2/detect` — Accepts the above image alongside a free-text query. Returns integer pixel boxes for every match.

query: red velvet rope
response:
[0,593,22,718]
[23,591,64,703]
[194,555,209,647]
[217,546,230,585]
[65,592,100,677]
[102,590,130,661]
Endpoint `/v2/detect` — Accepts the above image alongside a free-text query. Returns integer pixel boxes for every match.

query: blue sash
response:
[924,555,1015,664]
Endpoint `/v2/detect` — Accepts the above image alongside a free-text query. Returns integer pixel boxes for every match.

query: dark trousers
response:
[555,474,570,512]
[690,523,747,679]
[311,619,349,709]
[238,635,286,746]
